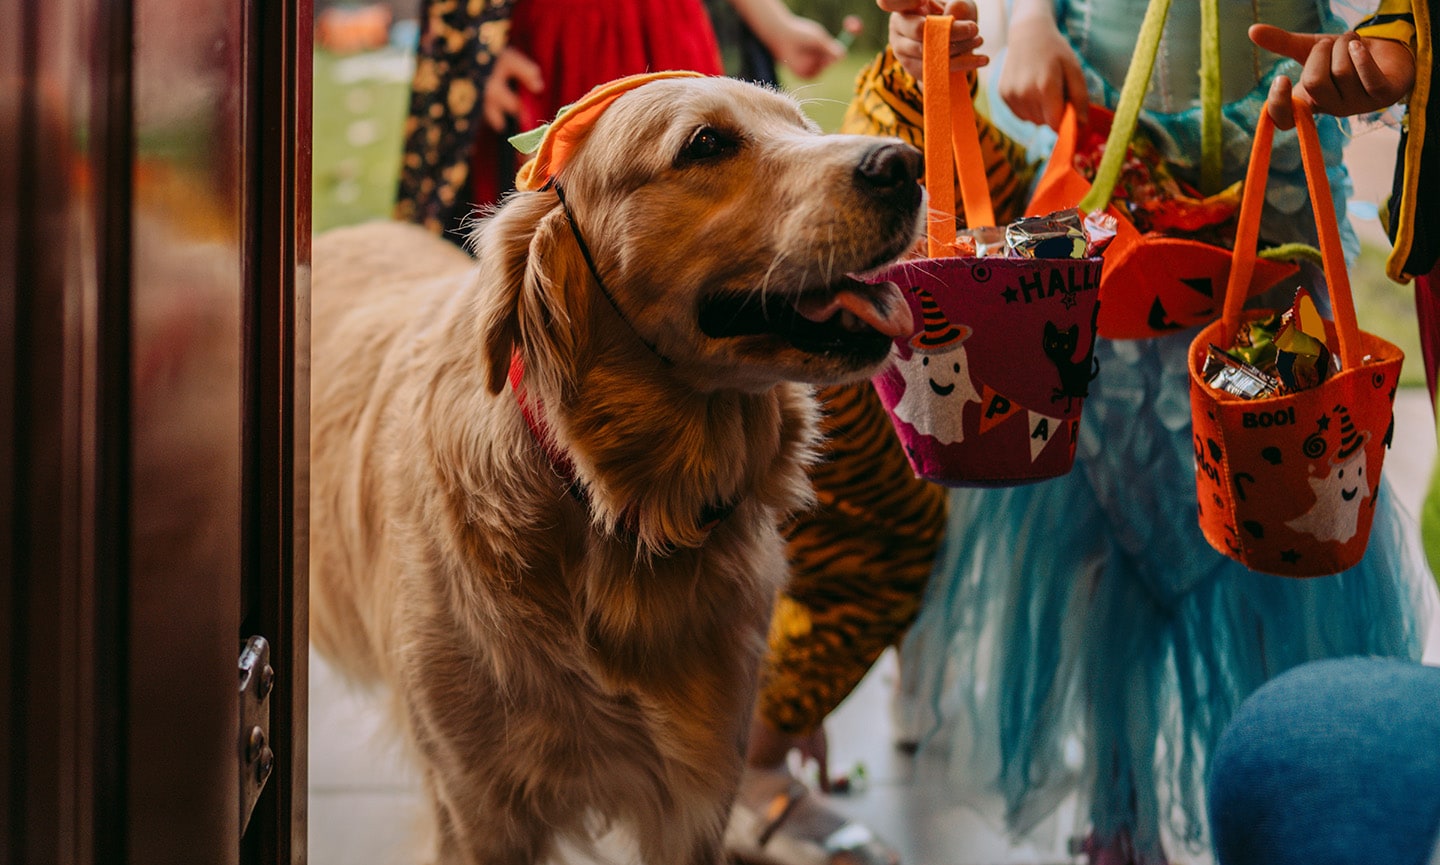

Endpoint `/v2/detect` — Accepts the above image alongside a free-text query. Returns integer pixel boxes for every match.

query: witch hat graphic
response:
[1332,404,1369,463]
[908,286,972,353]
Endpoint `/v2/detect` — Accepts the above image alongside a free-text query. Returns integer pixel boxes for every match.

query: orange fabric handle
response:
[1221,97,1361,369]
[921,16,996,258]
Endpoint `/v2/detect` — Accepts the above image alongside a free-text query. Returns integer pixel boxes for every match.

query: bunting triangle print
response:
[978,385,1024,435]
[1028,410,1064,462]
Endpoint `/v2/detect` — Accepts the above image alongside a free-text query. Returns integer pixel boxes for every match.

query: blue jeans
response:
[1208,656,1440,865]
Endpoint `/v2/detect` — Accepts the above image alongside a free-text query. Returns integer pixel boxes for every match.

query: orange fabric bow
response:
[511,70,707,192]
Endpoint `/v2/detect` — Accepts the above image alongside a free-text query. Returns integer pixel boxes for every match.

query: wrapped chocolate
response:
[1203,345,1281,399]
[1271,288,1335,390]
[1083,210,1118,256]
[1072,131,1242,235]
[1006,209,1088,259]
[957,225,1007,257]
[945,209,1113,261]
[1229,311,1282,370]
[1207,287,1337,398]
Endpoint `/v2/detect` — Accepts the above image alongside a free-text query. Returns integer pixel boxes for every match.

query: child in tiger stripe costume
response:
[728,30,1042,865]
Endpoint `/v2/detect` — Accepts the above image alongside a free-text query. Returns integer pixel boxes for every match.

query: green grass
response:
[310,46,1425,386]
[778,54,875,132]
[312,49,412,233]
[1349,240,1425,388]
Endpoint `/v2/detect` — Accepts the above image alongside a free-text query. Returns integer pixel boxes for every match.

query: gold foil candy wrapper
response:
[1224,287,1334,394]
[1273,317,1331,391]
[1203,345,1281,399]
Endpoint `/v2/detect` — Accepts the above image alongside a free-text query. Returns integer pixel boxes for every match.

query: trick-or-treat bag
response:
[1187,97,1404,578]
[1027,0,1301,339]
[867,16,1105,487]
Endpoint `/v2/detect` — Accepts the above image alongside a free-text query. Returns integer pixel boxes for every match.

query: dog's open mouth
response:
[697,276,913,356]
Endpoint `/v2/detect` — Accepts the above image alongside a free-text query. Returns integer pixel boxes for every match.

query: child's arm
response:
[997,0,1088,129]
[1249,20,1416,128]
[726,0,846,79]
[881,0,988,82]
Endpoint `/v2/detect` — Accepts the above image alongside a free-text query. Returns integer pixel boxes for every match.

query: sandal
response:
[724,770,900,865]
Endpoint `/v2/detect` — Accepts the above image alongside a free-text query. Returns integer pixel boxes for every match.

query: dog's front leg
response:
[397,640,561,865]
[417,765,555,865]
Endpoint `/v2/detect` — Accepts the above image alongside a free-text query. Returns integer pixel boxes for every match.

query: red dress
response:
[470,0,723,207]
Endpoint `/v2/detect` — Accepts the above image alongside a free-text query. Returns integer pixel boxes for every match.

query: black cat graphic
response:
[1044,319,1099,412]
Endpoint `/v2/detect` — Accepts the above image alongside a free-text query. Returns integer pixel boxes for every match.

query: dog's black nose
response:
[854,142,922,203]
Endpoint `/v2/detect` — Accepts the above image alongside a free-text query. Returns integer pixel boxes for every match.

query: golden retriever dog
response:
[309,74,922,865]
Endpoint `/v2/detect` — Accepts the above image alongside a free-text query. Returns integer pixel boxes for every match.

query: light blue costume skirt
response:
[896,325,1433,861]
[900,0,1432,855]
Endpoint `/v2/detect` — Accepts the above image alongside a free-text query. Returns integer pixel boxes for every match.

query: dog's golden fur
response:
[309,76,921,864]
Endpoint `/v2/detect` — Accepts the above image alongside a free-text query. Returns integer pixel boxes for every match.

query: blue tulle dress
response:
[896,0,1436,862]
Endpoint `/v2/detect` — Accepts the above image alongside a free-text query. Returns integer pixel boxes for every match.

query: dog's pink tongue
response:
[796,282,913,339]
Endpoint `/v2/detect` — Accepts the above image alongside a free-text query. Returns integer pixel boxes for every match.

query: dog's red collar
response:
[508,351,583,501]
[507,352,737,548]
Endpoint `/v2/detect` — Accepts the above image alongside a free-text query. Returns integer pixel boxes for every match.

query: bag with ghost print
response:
[1188,97,1404,577]
[866,16,1103,487]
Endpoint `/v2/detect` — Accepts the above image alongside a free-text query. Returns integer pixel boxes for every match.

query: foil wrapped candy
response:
[950,208,1117,260]
[1203,287,1339,399]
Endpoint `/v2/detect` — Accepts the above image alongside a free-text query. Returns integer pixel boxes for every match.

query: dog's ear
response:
[472,189,592,395]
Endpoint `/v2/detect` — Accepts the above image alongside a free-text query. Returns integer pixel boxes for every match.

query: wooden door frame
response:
[1,0,311,858]
[241,0,312,859]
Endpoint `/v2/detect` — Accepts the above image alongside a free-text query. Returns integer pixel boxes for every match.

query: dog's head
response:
[474,75,923,395]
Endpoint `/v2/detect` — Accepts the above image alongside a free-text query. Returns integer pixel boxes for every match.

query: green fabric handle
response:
[1258,242,1323,265]
[1077,0,1225,210]
[1078,0,1174,212]
[1199,0,1223,193]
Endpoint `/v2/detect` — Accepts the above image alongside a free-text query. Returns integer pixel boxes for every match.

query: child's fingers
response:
[1248,23,1326,65]
[950,51,990,72]
[1344,37,1392,103]
[877,0,936,12]
[1326,33,1369,104]
[1265,74,1298,129]
[946,19,981,47]
[1296,35,1341,108]
[503,49,546,94]
[941,0,979,22]
[888,8,923,41]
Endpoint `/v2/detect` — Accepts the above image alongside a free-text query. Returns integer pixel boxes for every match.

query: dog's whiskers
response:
[824,223,837,285]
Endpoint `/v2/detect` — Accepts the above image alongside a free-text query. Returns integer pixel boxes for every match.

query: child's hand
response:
[764,13,846,79]
[997,0,1086,130]
[1250,24,1415,129]
[482,47,545,132]
[881,0,987,82]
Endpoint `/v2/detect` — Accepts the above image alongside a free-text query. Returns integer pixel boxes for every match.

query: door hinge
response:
[238,635,275,835]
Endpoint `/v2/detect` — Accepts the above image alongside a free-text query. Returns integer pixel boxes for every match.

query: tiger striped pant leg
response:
[757,382,949,736]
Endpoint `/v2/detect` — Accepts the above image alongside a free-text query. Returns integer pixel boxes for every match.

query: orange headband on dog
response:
[509,70,706,192]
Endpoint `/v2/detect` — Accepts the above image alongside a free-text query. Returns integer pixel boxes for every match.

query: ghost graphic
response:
[1285,406,1372,543]
[891,286,980,445]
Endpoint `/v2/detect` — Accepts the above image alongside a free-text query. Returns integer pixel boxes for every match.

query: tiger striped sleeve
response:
[838,48,1039,226]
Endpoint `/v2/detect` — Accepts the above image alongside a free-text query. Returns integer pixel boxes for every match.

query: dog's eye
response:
[678,126,738,163]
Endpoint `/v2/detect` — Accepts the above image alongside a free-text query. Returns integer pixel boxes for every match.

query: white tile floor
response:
[309,389,1438,865]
